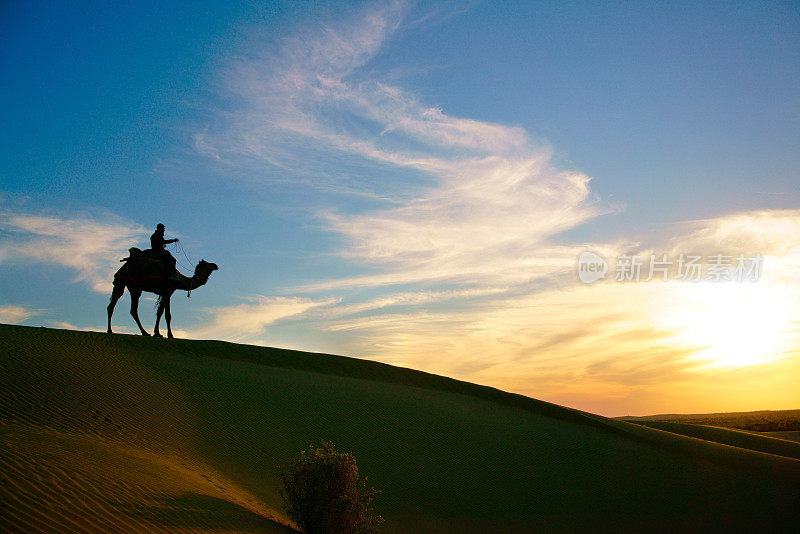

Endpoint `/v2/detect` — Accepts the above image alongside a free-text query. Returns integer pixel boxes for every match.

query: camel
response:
[107,248,218,338]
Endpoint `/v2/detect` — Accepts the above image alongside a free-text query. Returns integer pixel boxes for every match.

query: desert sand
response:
[2,323,798,533]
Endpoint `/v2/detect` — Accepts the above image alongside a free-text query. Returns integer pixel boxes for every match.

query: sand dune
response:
[765,431,800,443]
[0,325,291,533]
[1,424,286,533]
[2,324,799,532]
[625,420,800,460]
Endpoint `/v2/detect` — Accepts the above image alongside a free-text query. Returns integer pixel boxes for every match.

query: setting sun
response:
[655,281,790,369]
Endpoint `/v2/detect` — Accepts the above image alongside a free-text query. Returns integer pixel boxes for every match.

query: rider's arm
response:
[165,238,179,244]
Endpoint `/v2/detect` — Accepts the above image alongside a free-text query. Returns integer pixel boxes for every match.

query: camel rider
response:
[150,223,179,280]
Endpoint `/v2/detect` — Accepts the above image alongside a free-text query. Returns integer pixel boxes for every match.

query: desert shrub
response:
[280,441,383,534]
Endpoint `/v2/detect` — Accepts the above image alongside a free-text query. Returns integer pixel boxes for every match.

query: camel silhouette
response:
[107,249,218,338]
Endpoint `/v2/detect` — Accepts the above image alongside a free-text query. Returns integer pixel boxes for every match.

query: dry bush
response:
[280,442,383,534]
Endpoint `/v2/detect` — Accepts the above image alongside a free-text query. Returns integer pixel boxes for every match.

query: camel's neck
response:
[176,271,210,292]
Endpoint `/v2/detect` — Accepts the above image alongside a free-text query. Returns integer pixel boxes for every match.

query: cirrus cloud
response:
[191,295,339,343]
[0,207,147,293]
[202,0,611,292]
[0,304,40,324]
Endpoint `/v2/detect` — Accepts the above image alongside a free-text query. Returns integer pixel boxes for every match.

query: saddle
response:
[117,247,180,284]
[120,247,166,264]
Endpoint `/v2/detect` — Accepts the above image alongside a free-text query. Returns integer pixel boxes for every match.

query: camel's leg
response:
[129,288,150,336]
[154,298,164,338]
[107,282,125,334]
[164,297,174,339]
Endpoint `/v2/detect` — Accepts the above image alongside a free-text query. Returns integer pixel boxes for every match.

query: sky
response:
[1,0,799,416]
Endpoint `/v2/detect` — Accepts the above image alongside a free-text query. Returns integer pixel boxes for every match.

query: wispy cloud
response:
[665,209,800,255]
[308,286,509,319]
[315,209,800,415]
[0,304,39,324]
[191,295,338,343]
[203,1,609,292]
[663,209,800,284]
[0,207,147,293]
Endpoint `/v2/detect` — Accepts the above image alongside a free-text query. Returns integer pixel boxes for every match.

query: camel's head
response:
[195,260,219,279]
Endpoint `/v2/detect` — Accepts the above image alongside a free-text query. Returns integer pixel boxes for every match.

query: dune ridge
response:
[2,324,799,533]
[625,420,800,460]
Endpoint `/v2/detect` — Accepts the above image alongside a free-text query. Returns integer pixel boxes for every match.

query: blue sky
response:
[2,1,799,415]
